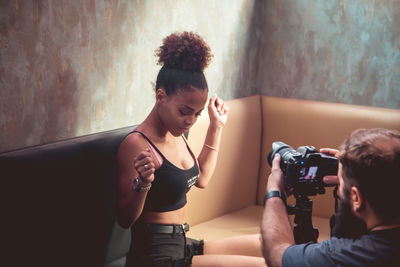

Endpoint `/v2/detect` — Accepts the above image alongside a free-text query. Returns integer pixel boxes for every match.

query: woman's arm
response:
[196,96,229,188]
[116,134,155,228]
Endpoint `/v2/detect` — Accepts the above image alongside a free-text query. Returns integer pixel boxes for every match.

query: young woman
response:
[117,31,266,267]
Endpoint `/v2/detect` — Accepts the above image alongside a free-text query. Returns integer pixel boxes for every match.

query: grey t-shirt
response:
[282,228,400,267]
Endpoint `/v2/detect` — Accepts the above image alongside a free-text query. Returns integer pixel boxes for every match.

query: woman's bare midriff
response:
[141,206,186,225]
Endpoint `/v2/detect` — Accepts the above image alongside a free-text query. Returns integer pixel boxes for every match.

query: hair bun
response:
[156,31,212,72]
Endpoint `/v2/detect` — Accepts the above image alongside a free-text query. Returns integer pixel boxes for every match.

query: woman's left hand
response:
[208,96,229,127]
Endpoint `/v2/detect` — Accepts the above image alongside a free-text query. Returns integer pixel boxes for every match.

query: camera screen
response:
[299,166,319,182]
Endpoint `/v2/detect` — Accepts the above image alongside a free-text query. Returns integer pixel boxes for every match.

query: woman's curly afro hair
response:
[155,31,212,72]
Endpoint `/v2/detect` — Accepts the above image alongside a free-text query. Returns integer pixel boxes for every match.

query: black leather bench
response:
[1,126,135,267]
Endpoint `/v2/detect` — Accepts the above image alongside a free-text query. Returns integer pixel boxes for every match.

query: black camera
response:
[268,142,338,196]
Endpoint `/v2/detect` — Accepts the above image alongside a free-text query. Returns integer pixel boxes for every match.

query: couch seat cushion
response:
[187,205,331,242]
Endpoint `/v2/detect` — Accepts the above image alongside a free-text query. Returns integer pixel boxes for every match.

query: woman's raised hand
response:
[208,96,229,127]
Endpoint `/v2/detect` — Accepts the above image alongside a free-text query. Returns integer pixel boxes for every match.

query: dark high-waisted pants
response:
[125,222,204,267]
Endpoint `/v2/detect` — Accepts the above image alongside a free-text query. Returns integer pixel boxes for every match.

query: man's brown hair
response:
[339,128,400,220]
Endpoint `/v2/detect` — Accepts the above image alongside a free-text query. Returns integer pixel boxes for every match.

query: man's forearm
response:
[261,197,295,267]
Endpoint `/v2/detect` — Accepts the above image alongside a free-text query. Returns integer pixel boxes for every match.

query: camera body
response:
[268,142,338,196]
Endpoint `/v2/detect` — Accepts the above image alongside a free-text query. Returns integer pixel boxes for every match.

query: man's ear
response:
[350,186,365,212]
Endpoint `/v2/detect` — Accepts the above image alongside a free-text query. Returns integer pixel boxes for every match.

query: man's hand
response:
[320,148,340,185]
[267,154,286,193]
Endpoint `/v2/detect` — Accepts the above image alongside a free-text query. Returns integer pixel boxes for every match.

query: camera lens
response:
[267,142,297,168]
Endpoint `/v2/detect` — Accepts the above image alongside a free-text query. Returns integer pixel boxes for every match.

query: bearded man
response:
[261,128,400,267]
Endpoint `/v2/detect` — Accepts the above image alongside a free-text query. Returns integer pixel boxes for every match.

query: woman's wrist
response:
[133,176,152,192]
[137,175,151,186]
[204,143,218,152]
[208,121,224,135]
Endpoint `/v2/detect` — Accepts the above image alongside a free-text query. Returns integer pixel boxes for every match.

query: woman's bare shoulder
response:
[122,131,144,146]
[117,132,148,160]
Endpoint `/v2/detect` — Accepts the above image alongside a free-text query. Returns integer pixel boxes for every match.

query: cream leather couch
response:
[185,95,400,242]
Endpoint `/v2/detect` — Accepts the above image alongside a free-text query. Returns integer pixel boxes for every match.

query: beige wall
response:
[0,0,255,152]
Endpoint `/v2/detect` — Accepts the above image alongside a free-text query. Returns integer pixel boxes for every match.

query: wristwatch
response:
[263,190,287,206]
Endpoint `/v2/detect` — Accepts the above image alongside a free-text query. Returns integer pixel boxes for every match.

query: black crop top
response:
[133,131,200,212]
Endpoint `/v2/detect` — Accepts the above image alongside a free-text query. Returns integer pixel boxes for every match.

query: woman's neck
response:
[140,107,173,142]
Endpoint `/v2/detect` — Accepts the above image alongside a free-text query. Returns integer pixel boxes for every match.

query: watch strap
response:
[264,190,287,206]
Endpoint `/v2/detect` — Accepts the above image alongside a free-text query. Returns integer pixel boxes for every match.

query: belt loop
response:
[182,222,189,232]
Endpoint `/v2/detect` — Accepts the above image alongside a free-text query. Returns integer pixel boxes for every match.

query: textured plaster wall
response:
[1,0,399,152]
[249,0,400,109]
[0,0,255,152]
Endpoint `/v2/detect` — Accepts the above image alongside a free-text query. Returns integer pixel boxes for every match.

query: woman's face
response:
[157,88,208,136]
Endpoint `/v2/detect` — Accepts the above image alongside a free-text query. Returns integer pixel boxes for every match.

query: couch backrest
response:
[1,126,134,267]
[258,96,400,218]
[186,95,262,226]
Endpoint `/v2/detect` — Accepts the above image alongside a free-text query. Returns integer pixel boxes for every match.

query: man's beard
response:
[330,197,368,239]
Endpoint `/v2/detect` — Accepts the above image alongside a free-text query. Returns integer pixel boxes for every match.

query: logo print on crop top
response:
[187,175,199,188]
